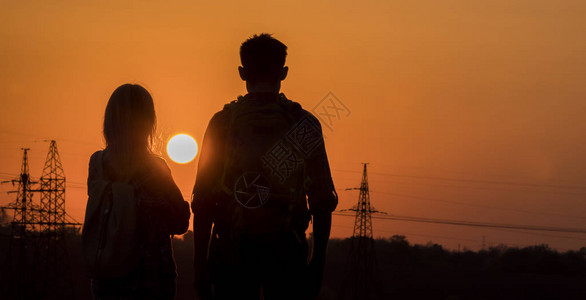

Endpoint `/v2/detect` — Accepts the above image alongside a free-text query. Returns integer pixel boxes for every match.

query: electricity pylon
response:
[339,163,384,300]
[4,148,44,299]
[38,140,76,298]
[2,141,80,299]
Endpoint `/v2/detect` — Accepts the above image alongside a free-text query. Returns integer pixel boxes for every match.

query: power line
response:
[0,130,101,147]
[333,212,586,234]
[362,177,586,197]
[332,223,483,244]
[333,169,586,191]
[486,227,586,242]
[368,190,586,220]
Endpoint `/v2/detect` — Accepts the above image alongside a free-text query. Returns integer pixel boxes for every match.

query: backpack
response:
[82,151,141,279]
[213,94,313,236]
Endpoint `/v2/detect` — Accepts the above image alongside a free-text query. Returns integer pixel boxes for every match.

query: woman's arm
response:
[140,157,191,235]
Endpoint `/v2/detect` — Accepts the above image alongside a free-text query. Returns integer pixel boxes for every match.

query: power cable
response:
[333,212,586,234]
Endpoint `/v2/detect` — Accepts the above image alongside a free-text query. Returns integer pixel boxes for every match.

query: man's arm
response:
[193,209,213,299]
[192,112,227,299]
[307,203,335,299]
[310,212,332,267]
[304,114,338,298]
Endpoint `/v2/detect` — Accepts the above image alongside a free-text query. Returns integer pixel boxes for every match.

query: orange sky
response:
[1,0,585,251]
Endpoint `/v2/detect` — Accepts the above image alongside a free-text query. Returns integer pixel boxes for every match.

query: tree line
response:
[0,221,585,299]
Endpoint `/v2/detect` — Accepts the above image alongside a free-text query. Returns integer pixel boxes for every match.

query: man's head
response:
[239,33,288,90]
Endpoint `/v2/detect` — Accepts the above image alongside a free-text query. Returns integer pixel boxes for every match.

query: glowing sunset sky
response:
[1,0,585,251]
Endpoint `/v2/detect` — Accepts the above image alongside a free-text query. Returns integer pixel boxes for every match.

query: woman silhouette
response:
[85,84,190,300]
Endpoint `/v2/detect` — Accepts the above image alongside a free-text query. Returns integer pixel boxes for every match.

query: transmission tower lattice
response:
[339,163,384,300]
[2,141,80,300]
[4,148,43,300]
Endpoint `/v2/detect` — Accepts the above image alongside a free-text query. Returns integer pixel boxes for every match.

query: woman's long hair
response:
[103,84,156,173]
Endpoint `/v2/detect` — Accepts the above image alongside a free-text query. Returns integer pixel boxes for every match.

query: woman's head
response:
[103,84,156,159]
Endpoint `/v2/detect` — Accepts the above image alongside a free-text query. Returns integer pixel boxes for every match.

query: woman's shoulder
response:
[87,150,105,182]
[88,150,106,169]
[146,154,171,175]
[89,150,104,161]
[138,154,175,191]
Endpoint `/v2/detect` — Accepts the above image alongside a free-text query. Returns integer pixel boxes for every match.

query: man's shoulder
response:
[277,94,310,112]
[298,107,319,122]
[207,108,233,128]
[292,106,322,132]
[219,94,248,113]
[281,95,322,124]
[208,94,322,128]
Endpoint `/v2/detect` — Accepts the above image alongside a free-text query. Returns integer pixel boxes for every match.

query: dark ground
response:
[1,226,585,300]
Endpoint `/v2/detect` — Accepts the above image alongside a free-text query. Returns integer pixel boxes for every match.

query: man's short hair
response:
[240,33,287,81]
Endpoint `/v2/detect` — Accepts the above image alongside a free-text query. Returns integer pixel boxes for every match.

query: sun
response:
[166,134,198,164]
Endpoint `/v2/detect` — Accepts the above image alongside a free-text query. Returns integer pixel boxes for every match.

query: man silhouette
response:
[192,33,337,300]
